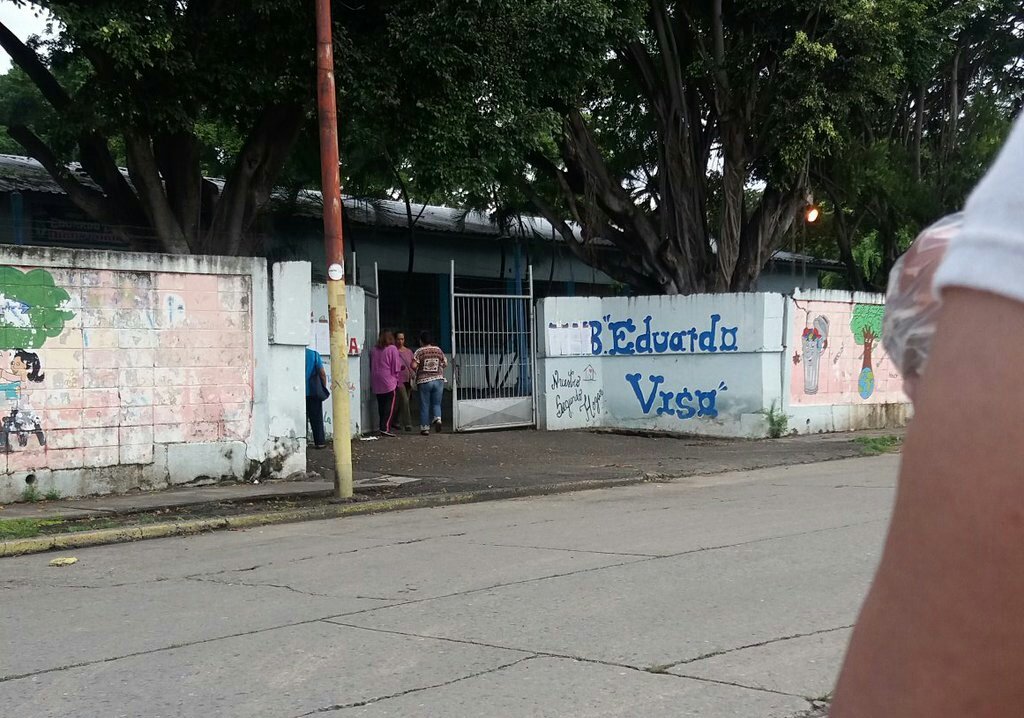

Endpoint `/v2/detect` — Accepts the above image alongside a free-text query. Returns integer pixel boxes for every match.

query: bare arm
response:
[318,365,327,386]
[832,288,1024,716]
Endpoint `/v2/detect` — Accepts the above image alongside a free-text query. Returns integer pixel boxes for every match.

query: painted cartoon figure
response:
[802,315,830,394]
[0,349,46,452]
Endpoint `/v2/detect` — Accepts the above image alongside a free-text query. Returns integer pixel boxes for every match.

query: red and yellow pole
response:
[315,0,353,498]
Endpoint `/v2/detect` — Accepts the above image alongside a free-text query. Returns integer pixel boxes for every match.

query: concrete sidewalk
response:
[1,429,900,522]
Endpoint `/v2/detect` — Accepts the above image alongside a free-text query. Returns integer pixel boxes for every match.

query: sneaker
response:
[381,430,397,438]
[432,418,442,433]
[420,428,430,436]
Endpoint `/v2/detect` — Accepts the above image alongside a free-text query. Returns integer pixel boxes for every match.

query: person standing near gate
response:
[370,330,403,437]
[305,346,328,449]
[395,332,415,432]
[412,331,447,435]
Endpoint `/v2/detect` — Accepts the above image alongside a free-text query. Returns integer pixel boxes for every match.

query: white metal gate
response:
[450,262,536,432]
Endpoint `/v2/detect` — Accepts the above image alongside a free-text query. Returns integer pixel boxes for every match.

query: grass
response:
[759,401,790,439]
[0,516,125,541]
[0,518,65,540]
[44,489,62,501]
[855,435,903,455]
[20,485,41,503]
[0,506,259,542]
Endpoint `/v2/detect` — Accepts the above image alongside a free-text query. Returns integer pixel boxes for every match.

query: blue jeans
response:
[418,379,443,427]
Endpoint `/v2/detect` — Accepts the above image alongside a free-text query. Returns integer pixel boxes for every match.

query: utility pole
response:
[315,0,353,498]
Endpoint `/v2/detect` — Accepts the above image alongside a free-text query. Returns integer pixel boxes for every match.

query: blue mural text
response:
[625,374,728,420]
[590,314,739,356]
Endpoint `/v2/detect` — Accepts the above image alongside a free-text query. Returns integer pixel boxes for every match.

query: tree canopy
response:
[811,0,1023,289]
[339,0,1021,294]
[0,0,317,255]
[1,1,1021,293]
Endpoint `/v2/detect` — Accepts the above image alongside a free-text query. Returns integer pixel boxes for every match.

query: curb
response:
[0,476,652,558]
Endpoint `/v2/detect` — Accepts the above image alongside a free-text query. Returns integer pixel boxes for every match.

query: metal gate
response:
[450,262,536,432]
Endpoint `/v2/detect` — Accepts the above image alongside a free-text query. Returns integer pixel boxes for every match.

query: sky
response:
[0,2,52,73]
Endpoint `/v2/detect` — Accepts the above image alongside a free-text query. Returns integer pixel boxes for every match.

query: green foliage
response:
[0,67,48,155]
[759,402,790,439]
[850,304,885,344]
[855,435,903,455]
[20,484,41,503]
[812,0,1023,289]
[44,488,61,501]
[0,516,119,539]
[0,267,75,349]
[0,517,50,538]
[3,0,1020,284]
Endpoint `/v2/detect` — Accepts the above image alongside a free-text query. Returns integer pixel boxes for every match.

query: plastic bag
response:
[882,213,961,400]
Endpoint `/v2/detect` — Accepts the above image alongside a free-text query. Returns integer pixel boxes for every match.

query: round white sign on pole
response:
[327,263,344,281]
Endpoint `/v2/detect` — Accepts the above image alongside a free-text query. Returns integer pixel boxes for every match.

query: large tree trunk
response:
[526,0,810,296]
[0,19,303,258]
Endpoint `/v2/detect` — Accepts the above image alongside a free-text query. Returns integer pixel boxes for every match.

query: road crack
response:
[323,621,808,701]
[291,655,539,716]
[661,623,854,671]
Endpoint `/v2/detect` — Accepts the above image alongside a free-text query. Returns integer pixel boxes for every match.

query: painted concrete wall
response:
[537,291,907,437]
[0,246,309,502]
[310,283,365,438]
[537,294,785,437]
[784,289,910,433]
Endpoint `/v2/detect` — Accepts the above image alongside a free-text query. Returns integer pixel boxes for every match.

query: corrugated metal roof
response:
[0,154,107,194]
[769,250,843,270]
[0,155,837,267]
[0,154,583,242]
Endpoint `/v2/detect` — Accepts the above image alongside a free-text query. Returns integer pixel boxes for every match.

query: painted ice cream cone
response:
[802,315,829,395]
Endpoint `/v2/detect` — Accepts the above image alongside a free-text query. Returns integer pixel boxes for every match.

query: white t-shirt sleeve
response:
[934,113,1024,302]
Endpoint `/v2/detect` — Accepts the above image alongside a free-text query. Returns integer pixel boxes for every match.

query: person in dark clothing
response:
[305,347,328,448]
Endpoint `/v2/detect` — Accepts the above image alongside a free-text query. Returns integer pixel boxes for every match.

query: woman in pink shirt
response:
[369,330,403,437]
[395,332,416,432]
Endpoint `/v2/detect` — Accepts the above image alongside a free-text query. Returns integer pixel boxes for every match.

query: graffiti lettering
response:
[555,392,577,419]
[590,314,739,356]
[550,369,582,391]
[554,387,605,421]
[625,373,728,420]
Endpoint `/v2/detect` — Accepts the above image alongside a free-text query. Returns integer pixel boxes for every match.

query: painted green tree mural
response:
[850,304,885,399]
[0,267,75,350]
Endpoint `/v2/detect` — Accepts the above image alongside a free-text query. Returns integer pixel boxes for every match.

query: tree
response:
[814,0,1024,290]
[359,0,933,294]
[850,303,885,399]
[0,1,317,256]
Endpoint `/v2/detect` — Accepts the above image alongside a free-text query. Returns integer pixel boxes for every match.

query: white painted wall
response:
[537,291,908,437]
[310,283,365,438]
[265,261,310,477]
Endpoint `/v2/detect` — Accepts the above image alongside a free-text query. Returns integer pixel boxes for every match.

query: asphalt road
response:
[0,454,898,717]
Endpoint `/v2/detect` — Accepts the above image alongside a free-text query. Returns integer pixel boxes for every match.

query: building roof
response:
[0,154,106,195]
[0,154,839,269]
[0,154,581,243]
[768,250,843,271]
